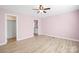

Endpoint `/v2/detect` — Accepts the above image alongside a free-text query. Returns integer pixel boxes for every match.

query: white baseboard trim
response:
[17,35,34,41]
[42,34,79,42]
[0,34,79,46]
[0,40,7,46]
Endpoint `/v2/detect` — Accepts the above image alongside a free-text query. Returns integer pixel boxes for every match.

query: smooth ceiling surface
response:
[0,5,78,18]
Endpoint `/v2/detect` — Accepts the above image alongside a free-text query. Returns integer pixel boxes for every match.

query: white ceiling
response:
[0,5,78,18]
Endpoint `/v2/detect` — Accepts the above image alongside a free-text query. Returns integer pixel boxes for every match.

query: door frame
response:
[5,13,18,43]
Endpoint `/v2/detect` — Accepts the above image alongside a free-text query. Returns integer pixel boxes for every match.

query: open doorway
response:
[5,14,17,43]
[34,20,38,36]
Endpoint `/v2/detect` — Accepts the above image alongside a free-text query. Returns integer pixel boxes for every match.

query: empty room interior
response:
[0,5,79,53]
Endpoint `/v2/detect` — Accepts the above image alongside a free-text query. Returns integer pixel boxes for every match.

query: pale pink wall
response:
[0,12,6,45]
[38,19,42,35]
[41,10,79,40]
[18,14,33,40]
[0,9,33,45]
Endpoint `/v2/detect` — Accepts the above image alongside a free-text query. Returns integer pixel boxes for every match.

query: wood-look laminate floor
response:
[0,35,79,53]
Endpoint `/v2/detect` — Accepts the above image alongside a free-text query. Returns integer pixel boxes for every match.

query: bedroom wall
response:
[0,9,33,45]
[18,14,33,40]
[41,10,79,40]
[0,11,6,45]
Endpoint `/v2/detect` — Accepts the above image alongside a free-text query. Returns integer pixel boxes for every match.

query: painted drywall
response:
[18,14,33,40]
[38,19,42,35]
[41,10,79,40]
[0,9,33,45]
[0,11,6,45]
[7,20,16,39]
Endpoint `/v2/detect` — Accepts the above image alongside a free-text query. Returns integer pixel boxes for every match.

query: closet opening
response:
[5,14,17,43]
